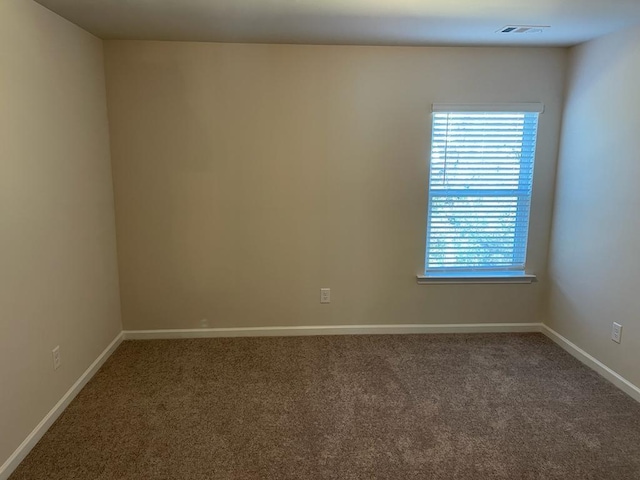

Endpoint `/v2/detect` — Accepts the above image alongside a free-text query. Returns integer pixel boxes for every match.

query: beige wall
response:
[0,0,121,469]
[104,41,567,331]
[546,26,640,387]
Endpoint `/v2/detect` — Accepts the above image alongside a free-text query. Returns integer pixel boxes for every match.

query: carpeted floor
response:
[9,333,640,479]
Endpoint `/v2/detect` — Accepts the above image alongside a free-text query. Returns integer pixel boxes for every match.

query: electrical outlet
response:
[52,346,61,370]
[200,318,209,328]
[611,322,622,344]
[320,288,331,304]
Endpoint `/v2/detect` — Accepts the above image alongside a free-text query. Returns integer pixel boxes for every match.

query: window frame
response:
[419,103,543,284]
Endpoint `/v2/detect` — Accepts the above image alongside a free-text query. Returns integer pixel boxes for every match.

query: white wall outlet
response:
[320,288,331,304]
[200,318,209,328]
[52,346,61,370]
[611,322,622,344]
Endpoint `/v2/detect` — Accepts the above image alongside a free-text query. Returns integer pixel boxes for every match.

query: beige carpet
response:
[10,333,640,479]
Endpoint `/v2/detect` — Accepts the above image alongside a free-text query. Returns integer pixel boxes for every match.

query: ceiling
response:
[35,0,640,47]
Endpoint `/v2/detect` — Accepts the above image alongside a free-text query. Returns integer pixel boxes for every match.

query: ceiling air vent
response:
[498,25,550,34]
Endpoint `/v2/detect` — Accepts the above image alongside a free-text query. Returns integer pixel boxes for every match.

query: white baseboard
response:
[0,332,124,480]
[541,325,640,403]
[123,322,543,340]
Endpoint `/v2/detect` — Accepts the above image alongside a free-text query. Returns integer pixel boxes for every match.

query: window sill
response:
[416,272,537,285]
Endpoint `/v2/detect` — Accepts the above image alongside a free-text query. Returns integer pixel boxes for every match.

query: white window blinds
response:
[425,109,540,273]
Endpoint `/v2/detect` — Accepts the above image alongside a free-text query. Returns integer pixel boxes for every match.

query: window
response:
[423,103,542,279]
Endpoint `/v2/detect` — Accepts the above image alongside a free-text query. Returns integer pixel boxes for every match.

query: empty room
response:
[2,0,640,478]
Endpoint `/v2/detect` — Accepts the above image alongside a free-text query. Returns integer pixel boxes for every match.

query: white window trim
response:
[416,272,537,285]
[420,103,544,284]
[432,103,544,113]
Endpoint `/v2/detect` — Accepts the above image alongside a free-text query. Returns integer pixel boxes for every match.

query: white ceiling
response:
[35,0,640,46]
